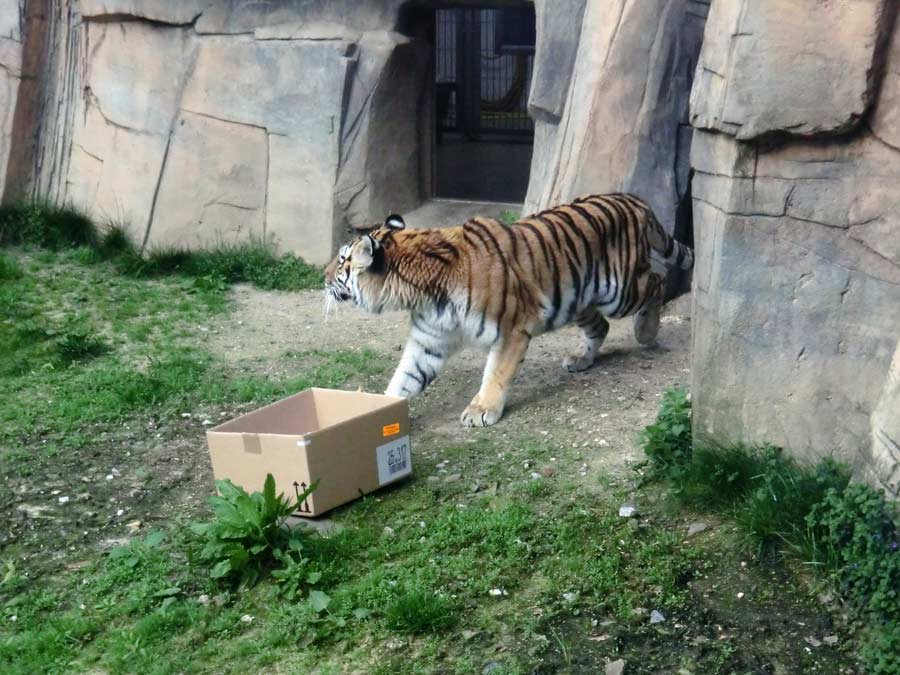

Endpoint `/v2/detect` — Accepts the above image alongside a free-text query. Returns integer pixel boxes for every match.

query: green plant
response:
[671,444,765,508]
[0,252,21,280]
[383,587,456,633]
[734,451,848,557]
[191,474,317,588]
[641,387,692,475]
[498,210,521,225]
[271,538,323,600]
[1,202,322,291]
[97,222,139,258]
[130,238,323,291]
[806,482,900,621]
[860,621,900,675]
[0,202,97,250]
[52,323,110,363]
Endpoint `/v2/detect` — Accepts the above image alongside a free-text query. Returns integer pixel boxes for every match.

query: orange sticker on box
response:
[382,423,400,437]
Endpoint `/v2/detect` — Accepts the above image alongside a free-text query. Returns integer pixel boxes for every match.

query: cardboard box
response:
[206,388,412,517]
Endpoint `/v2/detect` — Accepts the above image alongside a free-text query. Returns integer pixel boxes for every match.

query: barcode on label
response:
[376,435,412,485]
[389,455,408,474]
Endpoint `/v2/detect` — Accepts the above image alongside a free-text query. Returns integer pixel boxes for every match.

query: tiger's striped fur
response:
[324,193,693,427]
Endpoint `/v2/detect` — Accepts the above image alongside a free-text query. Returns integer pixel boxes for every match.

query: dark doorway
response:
[434,7,535,203]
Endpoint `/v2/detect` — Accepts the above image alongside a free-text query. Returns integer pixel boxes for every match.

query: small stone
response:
[563,592,578,603]
[482,662,502,674]
[736,592,744,599]
[105,474,114,481]
[126,520,141,532]
[817,591,834,604]
[823,635,838,646]
[530,472,542,480]
[540,467,554,478]
[444,473,462,483]
[650,610,666,624]
[488,588,508,597]
[605,659,627,675]
[213,594,227,607]
[687,522,709,536]
[57,496,70,505]
[197,594,210,606]
[116,509,124,517]
[619,504,638,518]
[240,614,254,624]
[462,629,479,641]
[805,636,822,648]
[383,526,395,538]
[288,517,345,536]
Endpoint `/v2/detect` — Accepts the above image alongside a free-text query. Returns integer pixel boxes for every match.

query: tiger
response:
[324,193,694,427]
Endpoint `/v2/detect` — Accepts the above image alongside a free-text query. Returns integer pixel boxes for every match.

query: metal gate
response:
[435,7,535,141]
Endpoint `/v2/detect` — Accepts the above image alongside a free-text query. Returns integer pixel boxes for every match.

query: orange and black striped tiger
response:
[324,193,693,427]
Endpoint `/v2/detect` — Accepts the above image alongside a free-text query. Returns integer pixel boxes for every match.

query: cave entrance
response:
[433,6,535,203]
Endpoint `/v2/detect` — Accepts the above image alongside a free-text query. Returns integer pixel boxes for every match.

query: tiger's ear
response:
[351,234,379,269]
[384,214,405,230]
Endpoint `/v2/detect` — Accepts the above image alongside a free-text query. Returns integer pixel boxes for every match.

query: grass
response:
[1,478,702,674]
[642,386,900,673]
[0,249,366,459]
[0,201,322,292]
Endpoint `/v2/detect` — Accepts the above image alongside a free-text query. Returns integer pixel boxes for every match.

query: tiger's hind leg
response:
[632,271,665,346]
[563,306,610,372]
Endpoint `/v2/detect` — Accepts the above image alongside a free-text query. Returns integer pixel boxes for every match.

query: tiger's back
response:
[456,193,693,343]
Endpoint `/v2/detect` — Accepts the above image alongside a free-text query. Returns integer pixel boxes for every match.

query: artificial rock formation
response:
[526,0,709,235]
[2,0,430,264]
[689,0,900,496]
[1,0,706,264]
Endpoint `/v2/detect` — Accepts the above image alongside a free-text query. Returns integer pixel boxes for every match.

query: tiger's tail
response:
[646,210,694,271]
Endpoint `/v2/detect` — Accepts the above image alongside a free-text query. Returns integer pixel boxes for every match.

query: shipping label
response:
[376,435,412,485]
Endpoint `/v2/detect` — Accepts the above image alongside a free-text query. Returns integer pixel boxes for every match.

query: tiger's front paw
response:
[563,343,597,373]
[562,352,596,373]
[460,402,504,427]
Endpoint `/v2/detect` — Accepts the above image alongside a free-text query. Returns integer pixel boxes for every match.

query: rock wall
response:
[689,0,900,496]
[1,0,707,264]
[0,0,23,195]
[3,0,432,264]
[526,0,709,234]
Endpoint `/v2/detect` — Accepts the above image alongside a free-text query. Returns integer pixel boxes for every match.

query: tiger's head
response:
[324,214,405,314]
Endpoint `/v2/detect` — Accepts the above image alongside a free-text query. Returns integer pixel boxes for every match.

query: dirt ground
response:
[212,286,693,479]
